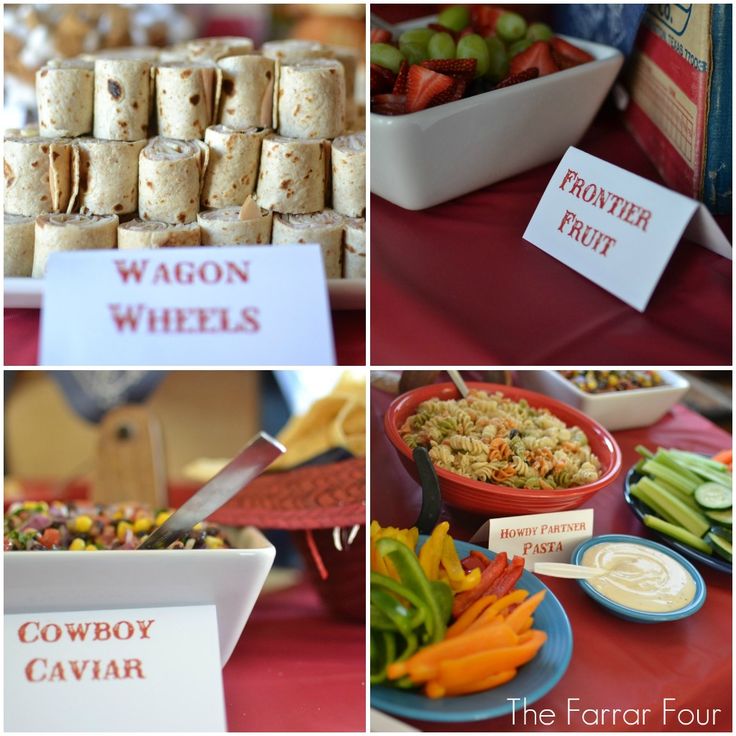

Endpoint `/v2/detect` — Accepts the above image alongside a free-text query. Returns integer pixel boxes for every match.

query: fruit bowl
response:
[384,382,622,516]
[371,16,624,210]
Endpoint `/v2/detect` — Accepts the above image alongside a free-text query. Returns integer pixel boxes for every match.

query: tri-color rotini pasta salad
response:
[400,390,601,489]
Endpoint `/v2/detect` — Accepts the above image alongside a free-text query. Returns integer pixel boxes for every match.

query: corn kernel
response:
[204,536,225,549]
[85,544,97,551]
[74,515,93,533]
[117,521,133,541]
[192,522,203,533]
[69,538,86,551]
[24,500,49,512]
[155,511,172,527]
[112,510,124,521]
[133,518,153,534]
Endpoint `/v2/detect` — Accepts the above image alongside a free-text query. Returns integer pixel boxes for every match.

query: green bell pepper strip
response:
[370,588,416,639]
[375,537,446,643]
[370,604,398,631]
[431,579,454,625]
[370,629,398,684]
[370,572,428,629]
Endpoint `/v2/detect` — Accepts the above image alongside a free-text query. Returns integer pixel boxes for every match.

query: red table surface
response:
[371,386,732,731]
[224,580,365,732]
[370,111,732,365]
[3,308,365,366]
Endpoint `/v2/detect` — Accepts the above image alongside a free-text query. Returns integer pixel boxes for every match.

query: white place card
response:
[471,509,594,566]
[4,605,226,732]
[524,147,731,312]
[39,245,335,365]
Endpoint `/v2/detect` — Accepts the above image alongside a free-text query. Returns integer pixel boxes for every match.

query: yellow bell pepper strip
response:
[445,594,498,638]
[387,622,519,683]
[465,589,530,633]
[425,669,517,699]
[504,590,545,633]
[418,521,449,580]
[452,551,508,618]
[436,630,547,690]
[376,537,448,644]
[440,535,482,592]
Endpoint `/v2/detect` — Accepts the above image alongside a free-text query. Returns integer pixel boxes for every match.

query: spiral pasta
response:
[400,390,601,490]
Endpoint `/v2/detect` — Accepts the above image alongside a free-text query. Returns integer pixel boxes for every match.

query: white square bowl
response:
[370,18,624,210]
[4,526,275,666]
[515,370,690,431]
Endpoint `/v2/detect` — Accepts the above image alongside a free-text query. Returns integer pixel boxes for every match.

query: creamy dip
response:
[581,542,696,613]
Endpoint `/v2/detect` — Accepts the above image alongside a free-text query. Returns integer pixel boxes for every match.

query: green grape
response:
[527,22,553,42]
[507,38,533,58]
[399,28,436,47]
[437,5,471,33]
[496,12,528,42]
[456,33,491,77]
[370,43,404,73]
[399,41,429,66]
[484,35,509,81]
[428,32,456,60]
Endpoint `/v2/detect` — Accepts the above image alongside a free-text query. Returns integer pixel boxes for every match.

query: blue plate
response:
[624,466,732,574]
[571,534,707,622]
[370,538,573,723]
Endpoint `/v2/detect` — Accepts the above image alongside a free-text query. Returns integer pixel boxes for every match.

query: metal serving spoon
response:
[137,431,285,549]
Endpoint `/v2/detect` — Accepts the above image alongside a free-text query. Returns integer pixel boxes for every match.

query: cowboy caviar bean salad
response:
[4,501,229,551]
[371,521,547,699]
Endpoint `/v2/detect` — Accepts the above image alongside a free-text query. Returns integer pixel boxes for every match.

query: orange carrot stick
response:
[504,590,545,633]
[445,594,498,639]
[465,589,529,633]
[425,669,517,699]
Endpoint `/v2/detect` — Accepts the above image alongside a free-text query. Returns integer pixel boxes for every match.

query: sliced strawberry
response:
[406,65,454,113]
[550,50,577,70]
[448,78,468,102]
[370,28,393,44]
[509,40,559,77]
[371,62,396,95]
[420,58,476,82]
[371,93,407,116]
[493,67,540,89]
[550,37,594,65]
[472,5,504,36]
[392,61,409,95]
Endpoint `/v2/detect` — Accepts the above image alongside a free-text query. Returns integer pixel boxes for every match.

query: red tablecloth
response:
[224,580,365,732]
[3,308,365,366]
[371,112,732,365]
[371,386,732,731]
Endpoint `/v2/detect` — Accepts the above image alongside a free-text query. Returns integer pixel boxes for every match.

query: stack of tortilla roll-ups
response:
[4,35,365,281]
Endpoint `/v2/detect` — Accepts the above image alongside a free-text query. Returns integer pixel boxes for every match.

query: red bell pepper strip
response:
[452,551,508,618]
[489,557,525,598]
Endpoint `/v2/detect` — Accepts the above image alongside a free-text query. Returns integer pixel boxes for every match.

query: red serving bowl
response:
[385,382,622,516]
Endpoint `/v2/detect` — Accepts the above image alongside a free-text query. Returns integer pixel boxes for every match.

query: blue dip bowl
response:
[571,534,707,623]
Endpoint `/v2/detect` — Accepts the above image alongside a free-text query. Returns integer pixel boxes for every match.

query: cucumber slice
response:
[710,525,732,542]
[642,514,713,554]
[694,482,732,511]
[705,509,733,527]
[707,532,733,562]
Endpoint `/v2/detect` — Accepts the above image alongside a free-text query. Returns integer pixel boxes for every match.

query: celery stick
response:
[654,450,703,487]
[630,483,679,526]
[641,459,699,495]
[642,515,713,554]
[650,477,701,510]
[670,449,731,474]
[672,459,732,487]
[637,476,710,537]
[635,444,655,460]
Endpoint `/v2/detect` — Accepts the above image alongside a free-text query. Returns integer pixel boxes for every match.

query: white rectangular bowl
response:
[515,370,690,431]
[4,526,275,666]
[371,19,624,210]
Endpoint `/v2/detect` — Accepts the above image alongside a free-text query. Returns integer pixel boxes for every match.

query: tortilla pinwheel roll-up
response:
[271,210,345,279]
[331,131,365,217]
[93,58,152,141]
[200,125,269,209]
[76,138,146,216]
[118,219,201,249]
[4,213,35,277]
[36,60,94,138]
[277,60,346,140]
[217,54,275,130]
[155,62,221,140]
[198,200,273,245]
[4,136,76,216]
[176,36,255,63]
[343,217,365,278]
[256,135,327,214]
[261,39,333,64]
[32,213,118,277]
[138,137,207,224]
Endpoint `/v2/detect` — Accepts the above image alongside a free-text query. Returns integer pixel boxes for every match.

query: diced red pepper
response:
[38,527,61,549]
